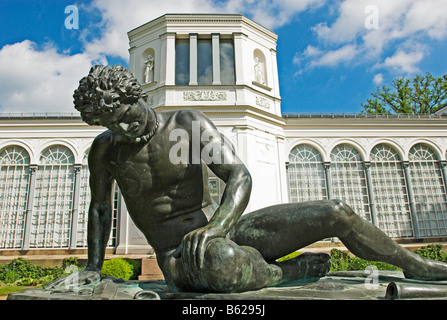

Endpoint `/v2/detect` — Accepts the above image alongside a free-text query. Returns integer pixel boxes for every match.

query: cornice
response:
[154,104,286,128]
[283,116,447,127]
[128,14,278,42]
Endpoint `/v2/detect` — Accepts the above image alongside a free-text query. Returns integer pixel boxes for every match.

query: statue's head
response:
[73,65,146,127]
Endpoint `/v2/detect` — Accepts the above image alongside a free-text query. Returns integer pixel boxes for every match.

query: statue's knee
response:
[328,199,355,230]
[201,239,253,293]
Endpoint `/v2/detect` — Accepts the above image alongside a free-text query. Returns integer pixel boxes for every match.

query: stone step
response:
[138,258,164,280]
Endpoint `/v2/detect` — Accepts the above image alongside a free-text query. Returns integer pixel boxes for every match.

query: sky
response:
[1,0,447,115]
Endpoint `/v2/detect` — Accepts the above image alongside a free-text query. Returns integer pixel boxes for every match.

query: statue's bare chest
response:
[105,139,195,196]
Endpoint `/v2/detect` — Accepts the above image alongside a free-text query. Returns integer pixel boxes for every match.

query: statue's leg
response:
[230,199,447,281]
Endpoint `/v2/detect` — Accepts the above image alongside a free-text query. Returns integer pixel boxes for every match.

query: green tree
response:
[361,73,447,114]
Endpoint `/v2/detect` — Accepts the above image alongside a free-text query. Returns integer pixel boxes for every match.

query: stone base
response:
[138,258,164,281]
[7,270,447,300]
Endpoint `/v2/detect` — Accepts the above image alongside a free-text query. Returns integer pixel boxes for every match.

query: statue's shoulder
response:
[166,109,208,125]
[92,130,114,146]
[89,130,114,160]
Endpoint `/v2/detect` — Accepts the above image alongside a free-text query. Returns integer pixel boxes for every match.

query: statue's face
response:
[108,102,149,139]
[90,101,149,140]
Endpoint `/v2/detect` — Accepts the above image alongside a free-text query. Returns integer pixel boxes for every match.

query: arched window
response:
[0,146,30,248]
[370,144,413,238]
[330,144,371,222]
[77,150,119,248]
[409,144,447,237]
[287,144,328,202]
[30,146,75,248]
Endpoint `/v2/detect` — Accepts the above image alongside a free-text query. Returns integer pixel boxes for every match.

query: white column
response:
[69,164,82,249]
[159,32,176,86]
[212,33,221,85]
[189,33,198,85]
[276,134,288,203]
[22,164,37,250]
[270,48,280,96]
[233,32,248,85]
[128,46,138,81]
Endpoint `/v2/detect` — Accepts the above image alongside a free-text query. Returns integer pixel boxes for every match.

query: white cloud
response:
[225,0,325,29]
[373,73,383,85]
[381,50,424,74]
[0,40,103,113]
[403,0,447,39]
[309,44,357,68]
[300,0,447,74]
[304,45,323,57]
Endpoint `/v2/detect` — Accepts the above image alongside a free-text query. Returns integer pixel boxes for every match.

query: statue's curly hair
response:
[73,65,146,124]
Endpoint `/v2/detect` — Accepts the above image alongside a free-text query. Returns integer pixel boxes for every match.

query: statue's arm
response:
[175,112,252,270]
[45,135,114,289]
[85,135,115,273]
[205,141,252,236]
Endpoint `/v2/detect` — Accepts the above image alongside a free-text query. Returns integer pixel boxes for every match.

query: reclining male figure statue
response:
[49,65,447,293]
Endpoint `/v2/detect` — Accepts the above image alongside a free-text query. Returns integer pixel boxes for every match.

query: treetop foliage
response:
[361,73,447,115]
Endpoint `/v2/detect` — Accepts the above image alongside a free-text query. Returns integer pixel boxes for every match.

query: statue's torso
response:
[101,112,211,253]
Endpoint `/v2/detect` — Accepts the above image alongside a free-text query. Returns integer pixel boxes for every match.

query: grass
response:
[0,284,38,297]
[276,244,447,272]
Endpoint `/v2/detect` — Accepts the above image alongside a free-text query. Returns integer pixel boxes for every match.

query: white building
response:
[1,14,447,255]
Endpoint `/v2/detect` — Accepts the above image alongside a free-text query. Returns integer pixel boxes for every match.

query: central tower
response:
[127,14,287,212]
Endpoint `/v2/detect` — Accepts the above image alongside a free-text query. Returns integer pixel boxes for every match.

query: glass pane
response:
[175,39,190,85]
[198,39,212,85]
[0,146,30,249]
[287,145,327,202]
[409,144,447,237]
[370,144,413,238]
[30,146,75,248]
[330,144,371,222]
[220,39,235,85]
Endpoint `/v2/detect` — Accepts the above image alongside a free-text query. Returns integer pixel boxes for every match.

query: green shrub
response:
[62,256,79,270]
[414,244,447,263]
[122,258,140,280]
[101,258,134,280]
[329,244,446,272]
[0,257,66,285]
[329,249,400,272]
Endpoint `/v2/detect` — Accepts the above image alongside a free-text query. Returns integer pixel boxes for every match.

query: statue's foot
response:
[403,259,447,281]
[275,252,331,282]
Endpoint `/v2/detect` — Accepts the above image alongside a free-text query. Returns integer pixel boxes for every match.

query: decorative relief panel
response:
[183,91,227,101]
[256,96,270,109]
[256,141,275,165]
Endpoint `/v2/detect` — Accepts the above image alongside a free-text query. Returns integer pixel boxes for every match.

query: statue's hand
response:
[173,225,225,275]
[45,267,101,289]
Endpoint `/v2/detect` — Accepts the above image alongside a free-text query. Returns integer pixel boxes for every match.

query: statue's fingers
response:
[197,235,207,271]
[173,244,182,258]
[182,236,193,275]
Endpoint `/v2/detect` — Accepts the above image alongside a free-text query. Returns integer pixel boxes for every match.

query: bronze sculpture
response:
[48,65,447,293]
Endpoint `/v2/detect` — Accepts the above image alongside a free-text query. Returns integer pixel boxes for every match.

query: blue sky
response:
[1,0,447,114]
